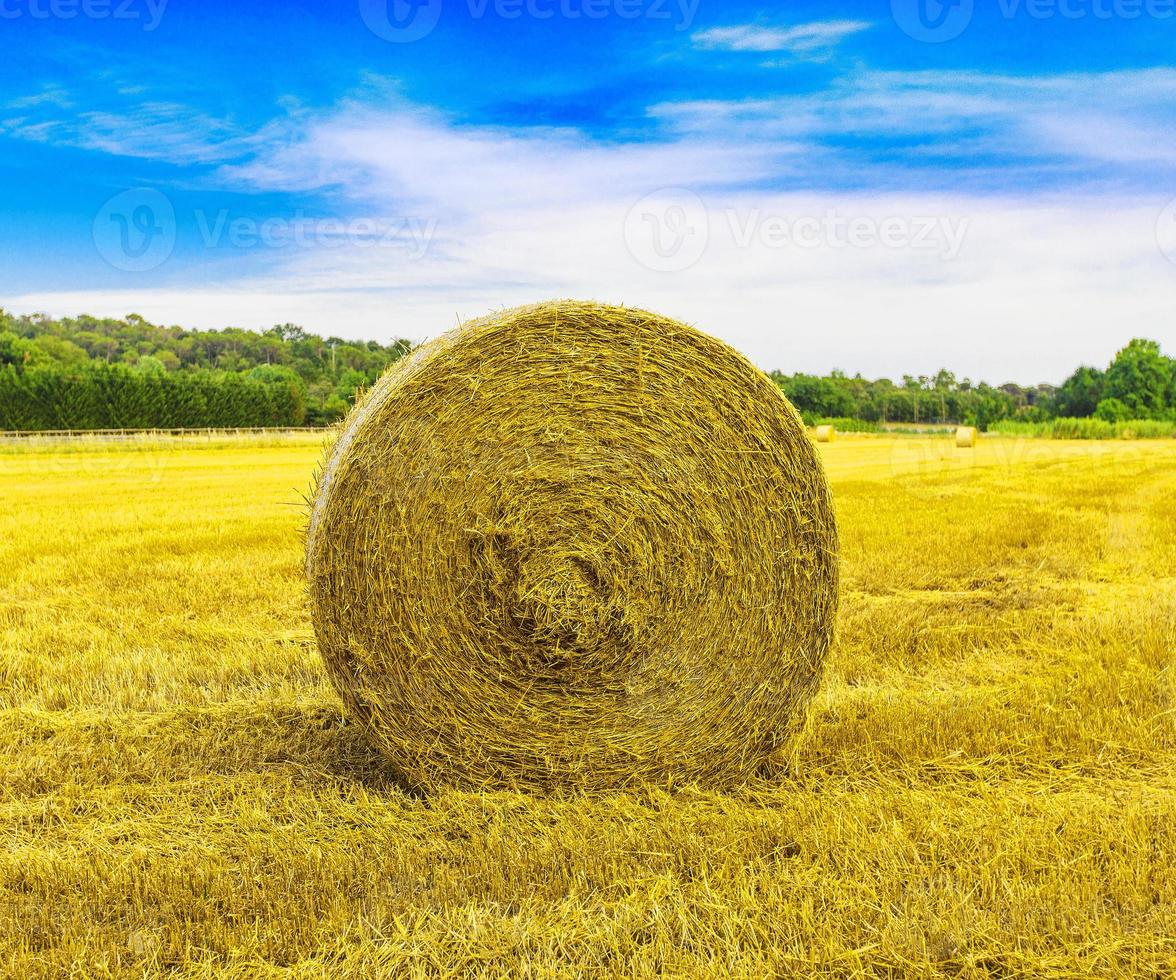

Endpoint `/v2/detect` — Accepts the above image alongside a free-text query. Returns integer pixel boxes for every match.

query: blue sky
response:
[1,0,1174,380]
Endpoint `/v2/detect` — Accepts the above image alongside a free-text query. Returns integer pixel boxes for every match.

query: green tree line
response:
[772,339,1176,428]
[0,309,1171,431]
[0,310,411,429]
[0,363,304,430]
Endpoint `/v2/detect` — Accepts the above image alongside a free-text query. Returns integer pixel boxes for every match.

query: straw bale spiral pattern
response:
[306,300,838,791]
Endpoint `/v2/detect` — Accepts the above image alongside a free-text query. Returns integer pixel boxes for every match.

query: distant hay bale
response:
[305,300,839,792]
[955,426,977,448]
[815,424,836,443]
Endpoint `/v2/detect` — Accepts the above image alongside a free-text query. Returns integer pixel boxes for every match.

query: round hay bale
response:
[306,300,839,792]
[815,424,836,443]
[955,425,977,448]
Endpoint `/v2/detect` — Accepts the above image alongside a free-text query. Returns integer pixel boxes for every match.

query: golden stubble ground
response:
[1,433,1173,978]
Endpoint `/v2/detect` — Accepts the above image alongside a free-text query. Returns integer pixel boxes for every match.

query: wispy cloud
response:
[651,69,1176,181]
[7,85,74,111]
[0,92,285,165]
[693,20,871,57]
[219,96,779,214]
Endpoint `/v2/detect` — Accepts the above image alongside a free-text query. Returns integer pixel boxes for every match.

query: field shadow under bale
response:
[264,706,423,795]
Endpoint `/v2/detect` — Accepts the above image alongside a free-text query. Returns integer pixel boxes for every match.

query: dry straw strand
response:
[305,300,839,792]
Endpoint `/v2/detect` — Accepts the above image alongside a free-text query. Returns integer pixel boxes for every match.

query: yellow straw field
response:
[1,433,1173,977]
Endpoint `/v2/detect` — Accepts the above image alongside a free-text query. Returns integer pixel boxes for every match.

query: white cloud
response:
[652,69,1176,172]
[693,20,871,56]
[4,71,1175,381]
[218,98,779,210]
[11,194,1174,383]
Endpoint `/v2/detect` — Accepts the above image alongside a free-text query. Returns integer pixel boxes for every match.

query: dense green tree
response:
[1094,397,1131,423]
[773,373,857,419]
[0,332,23,366]
[1102,339,1171,419]
[136,355,168,375]
[1051,366,1103,417]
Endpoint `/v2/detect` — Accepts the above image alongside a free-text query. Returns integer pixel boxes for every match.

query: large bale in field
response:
[305,300,839,791]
